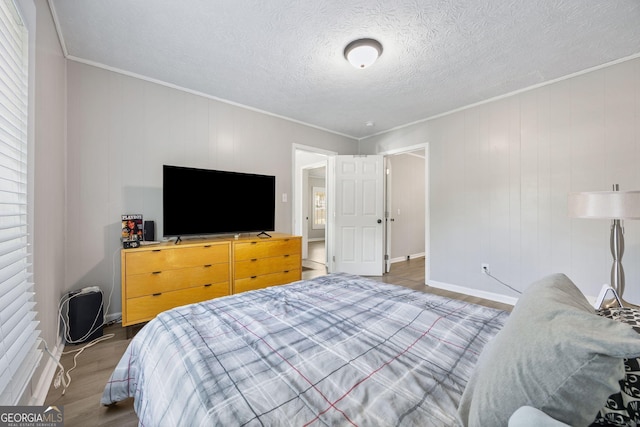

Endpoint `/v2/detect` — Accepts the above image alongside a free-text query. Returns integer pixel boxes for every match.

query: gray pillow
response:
[457,273,640,427]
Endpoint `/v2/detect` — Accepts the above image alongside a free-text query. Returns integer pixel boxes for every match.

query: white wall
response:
[65,62,357,315]
[360,57,640,304]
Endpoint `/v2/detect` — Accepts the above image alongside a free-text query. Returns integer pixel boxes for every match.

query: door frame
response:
[293,142,429,283]
[380,143,430,283]
[292,144,336,261]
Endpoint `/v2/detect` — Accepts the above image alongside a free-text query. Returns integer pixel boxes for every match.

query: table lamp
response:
[568,184,640,307]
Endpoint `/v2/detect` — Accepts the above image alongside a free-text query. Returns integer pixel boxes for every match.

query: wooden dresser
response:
[121,233,301,326]
[233,234,302,294]
[121,240,231,326]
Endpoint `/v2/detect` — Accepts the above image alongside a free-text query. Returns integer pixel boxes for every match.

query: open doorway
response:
[293,144,428,283]
[383,144,428,283]
[292,145,336,278]
[305,166,326,268]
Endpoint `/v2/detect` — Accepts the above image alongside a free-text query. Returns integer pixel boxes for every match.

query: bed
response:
[101,273,640,426]
[101,273,507,426]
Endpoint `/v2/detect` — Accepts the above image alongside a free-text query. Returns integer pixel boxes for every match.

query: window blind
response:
[0,0,40,405]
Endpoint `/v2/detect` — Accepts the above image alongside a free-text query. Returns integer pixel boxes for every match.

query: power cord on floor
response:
[57,333,115,392]
[38,337,69,393]
[483,266,521,295]
[40,332,115,396]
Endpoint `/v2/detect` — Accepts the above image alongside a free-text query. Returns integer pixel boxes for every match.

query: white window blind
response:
[0,0,40,405]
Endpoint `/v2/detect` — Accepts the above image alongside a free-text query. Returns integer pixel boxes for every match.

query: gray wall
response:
[27,0,67,402]
[64,61,357,316]
[360,57,640,303]
[387,152,425,261]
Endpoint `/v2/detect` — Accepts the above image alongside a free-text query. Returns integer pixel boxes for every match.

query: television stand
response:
[257,231,272,238]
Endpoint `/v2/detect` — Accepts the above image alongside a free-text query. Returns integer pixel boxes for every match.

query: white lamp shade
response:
[344,39,382,69]
[568,190,640,219]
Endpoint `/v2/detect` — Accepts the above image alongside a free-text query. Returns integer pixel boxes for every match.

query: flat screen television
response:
[163,165,276,237]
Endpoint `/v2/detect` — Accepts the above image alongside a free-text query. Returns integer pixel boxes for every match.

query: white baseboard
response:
[426,280,599,308]
[390,252,426,264]
[31,311,122,405]
[106,312,121,324]
[428,280,518,306]
[31,335,64,405]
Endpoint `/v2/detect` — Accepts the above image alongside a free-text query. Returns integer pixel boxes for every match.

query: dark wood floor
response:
[44,251,512,426]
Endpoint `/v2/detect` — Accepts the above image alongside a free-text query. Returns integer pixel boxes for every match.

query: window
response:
[0,0,40,405]
[312,187,326,229]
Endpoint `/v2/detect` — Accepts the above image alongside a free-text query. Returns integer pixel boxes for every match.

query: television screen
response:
[163,165,276,237]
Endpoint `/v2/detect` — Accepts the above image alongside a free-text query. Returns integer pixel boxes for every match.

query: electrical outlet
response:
[481,263,490,275]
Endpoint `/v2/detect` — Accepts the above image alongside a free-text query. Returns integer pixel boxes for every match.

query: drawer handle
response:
[284,270,290,273]
[284,254,290,258]
[204,284,212,287]
[152,271,162,275]
[152,293,161,297]
[250,258,257,262]
[251,276,257,279]
[204,245,211,248]
[250,241,258,245]
[204,264,212,268]
[152,249,161,252]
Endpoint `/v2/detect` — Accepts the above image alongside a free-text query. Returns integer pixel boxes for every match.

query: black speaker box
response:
[144,220,155,241]
[67,290,104,344]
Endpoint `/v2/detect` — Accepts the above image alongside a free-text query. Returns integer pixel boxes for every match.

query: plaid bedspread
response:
[101,273,508,426]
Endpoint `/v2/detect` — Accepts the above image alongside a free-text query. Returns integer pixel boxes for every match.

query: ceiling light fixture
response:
[344,38,383,69]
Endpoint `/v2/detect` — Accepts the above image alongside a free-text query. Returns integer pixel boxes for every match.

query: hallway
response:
[302,240,327,280]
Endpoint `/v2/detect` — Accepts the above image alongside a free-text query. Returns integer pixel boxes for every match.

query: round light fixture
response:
[344,38,383,69]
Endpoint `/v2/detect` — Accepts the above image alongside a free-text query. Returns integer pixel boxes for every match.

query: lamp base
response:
[602,296,639,310]
[597,283,637,309]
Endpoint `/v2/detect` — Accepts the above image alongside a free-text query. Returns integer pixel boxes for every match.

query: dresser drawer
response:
[234,270,301,294]
[234,254,301,279]
[125,243,229,275]
[125,264,230,299]
[234,238,301,261]
[124,282,230,325]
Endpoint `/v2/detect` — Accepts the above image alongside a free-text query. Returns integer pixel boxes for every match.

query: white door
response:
[330,155,385,276]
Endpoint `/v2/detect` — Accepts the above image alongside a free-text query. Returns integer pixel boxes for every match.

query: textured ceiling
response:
[49,0,640,139]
